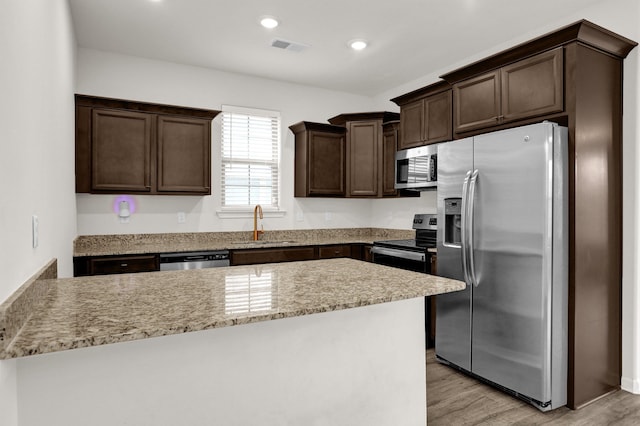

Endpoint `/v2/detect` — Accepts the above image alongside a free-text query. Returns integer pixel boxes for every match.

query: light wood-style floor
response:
[426,350,640,425]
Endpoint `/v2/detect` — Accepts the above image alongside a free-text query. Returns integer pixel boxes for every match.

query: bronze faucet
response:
[253,204,264,241]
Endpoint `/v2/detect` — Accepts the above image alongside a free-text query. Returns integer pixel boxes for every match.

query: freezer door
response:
[435,137,473,370]
[470,123,557,403]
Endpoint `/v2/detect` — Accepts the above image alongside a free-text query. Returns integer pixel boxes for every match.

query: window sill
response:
[216,209,287,219]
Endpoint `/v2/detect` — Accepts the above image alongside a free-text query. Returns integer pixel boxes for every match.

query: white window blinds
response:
[221,106,280,209]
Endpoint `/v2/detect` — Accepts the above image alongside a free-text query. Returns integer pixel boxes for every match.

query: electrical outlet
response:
[325,212,332,221]
[177,212,186,224]
[296,211,304,221]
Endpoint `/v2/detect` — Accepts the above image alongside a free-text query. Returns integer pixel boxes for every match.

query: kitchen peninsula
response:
[2,258,463,426]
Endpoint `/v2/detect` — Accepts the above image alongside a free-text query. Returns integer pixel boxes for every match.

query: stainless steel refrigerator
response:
[435,122,568,411]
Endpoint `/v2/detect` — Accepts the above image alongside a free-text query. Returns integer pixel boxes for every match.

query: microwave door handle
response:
[430,155,437,181]
[468,169,479,287]
[461,170,472,286]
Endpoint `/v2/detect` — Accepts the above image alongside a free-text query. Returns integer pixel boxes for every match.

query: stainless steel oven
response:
[370,244,429,272]
[371,213,436,271]
[372,213,437,347]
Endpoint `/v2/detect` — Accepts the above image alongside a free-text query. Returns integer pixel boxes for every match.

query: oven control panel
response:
[413,214,437,230]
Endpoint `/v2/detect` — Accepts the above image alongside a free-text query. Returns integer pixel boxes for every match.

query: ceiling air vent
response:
[271,39,308,52]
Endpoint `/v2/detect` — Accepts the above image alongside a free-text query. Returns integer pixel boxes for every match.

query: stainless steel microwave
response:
[395,144,438,190]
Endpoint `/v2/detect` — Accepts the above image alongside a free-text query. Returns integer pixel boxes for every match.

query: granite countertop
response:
[73,228,418,257]
[2,258,463,359]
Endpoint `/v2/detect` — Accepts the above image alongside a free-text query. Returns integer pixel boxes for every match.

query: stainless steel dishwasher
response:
[159,250,230,271]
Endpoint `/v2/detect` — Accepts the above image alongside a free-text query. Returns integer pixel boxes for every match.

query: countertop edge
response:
[3,287,462,359]
[2,260,463,359]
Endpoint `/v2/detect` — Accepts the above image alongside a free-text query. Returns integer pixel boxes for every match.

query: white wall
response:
[0,1,77,425]
[75,49,431,235]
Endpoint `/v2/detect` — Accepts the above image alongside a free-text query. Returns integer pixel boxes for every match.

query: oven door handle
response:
[370,246,426,263]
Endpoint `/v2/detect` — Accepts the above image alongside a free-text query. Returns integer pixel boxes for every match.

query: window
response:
[220,105,280,211]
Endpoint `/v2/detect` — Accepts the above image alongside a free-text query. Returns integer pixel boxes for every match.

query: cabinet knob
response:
[120,263,128,267]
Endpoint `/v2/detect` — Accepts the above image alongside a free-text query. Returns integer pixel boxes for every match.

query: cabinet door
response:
[230,247,317,265]
[308,131,345,196]
[501,48,563,123]
[430,253,437,275]
[348,121,378,197]
[382,125,398,196]
[318,244,351,259]
[92,109,152,192]
[453,70,500,133]
[399,99,424,150]
[157,116,211,194]
[424,91,452,143]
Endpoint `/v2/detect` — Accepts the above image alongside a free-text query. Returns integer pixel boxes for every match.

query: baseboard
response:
[621,376,640,394]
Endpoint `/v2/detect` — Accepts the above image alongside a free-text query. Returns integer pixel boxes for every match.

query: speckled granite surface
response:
[2,258,463,359]
[73,228,417,257]
[0,260,57,359]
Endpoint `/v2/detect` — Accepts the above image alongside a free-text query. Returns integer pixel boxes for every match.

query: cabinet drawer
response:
[318,245,351,259]
[231,247,317,266]
[88,255,159,275]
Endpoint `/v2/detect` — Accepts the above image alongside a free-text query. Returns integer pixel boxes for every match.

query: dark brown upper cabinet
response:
[291,113,400,199]
[328,112,400,198]
[381,121,400,196]
[346,120,378,197]
[452,48,563,133]
[91,109,153,192]
[391,81,452,150]
[75,95,220,195]
[290,121,347,197]
[156,116,211,193]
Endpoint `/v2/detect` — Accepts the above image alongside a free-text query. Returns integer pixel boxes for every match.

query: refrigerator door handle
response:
[461,170,472,285]
[468,169,479,287]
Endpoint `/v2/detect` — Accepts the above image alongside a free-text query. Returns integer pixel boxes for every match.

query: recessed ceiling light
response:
[260,17,279,29]
[349,40,368,51]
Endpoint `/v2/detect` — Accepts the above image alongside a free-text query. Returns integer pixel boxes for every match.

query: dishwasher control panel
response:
[159,250,230,271]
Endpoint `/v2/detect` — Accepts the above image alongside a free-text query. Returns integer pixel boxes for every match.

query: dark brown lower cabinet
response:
[230,247,317,266]
[318,244,351,259]
[74,254,160,276]
[349,244,372,261]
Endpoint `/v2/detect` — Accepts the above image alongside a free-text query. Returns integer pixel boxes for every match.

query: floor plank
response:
[426,349,640,425]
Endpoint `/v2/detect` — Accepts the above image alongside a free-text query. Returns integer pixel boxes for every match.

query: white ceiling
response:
[68,0,606,96]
